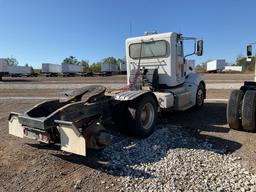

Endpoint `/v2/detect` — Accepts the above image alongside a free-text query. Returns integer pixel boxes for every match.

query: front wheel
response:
[127,94,158,138]
[194,83,205,110]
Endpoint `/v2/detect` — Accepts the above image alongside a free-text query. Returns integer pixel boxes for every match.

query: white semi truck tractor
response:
[9,32,205,156]
[227,43,256,131]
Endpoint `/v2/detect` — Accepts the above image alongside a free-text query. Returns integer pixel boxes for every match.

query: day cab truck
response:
[9,32,206,156]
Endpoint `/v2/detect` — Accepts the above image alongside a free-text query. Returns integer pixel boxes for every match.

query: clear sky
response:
[0,0,255,68]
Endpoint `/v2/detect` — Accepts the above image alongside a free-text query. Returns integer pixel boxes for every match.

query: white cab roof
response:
[126,32,176,43]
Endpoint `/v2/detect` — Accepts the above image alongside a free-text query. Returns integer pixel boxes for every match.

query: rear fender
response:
[114,90,150,101]
[9,112,24,138]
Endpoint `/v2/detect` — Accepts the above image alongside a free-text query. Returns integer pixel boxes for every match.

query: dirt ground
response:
[0,73,256,191]
[1,72,254,84]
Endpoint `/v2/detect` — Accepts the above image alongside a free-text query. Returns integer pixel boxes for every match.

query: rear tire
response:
[127,94,158,138]
[242,91,256,132]
[227,90,244,130]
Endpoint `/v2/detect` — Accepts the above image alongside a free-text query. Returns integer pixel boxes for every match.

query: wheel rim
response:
[140,103,155,130]
[197,89,204,106]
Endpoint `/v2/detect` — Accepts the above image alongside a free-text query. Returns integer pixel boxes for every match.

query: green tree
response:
[33,68,41,74]
[236,55,254,72]
[6,57,18,66]
[91,62,101,73]
[79,60,90,72]
[62,56,79,65]
[102,57,117,65]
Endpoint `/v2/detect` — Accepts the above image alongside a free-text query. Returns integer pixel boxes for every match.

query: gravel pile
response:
[102,125,256,191]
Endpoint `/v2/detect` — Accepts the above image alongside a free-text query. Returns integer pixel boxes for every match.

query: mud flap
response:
[55,120,86,156]
[8,112,24,138]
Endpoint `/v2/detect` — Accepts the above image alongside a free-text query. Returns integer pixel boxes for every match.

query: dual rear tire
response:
[227,90,256,132]
[113,94,158,138]
[127,94,158,137]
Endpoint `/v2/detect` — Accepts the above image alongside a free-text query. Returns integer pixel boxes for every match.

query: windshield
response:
[129,40,167,59]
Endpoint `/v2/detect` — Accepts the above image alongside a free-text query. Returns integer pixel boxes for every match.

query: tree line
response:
[4,56,126,73]
[62,56,125,73]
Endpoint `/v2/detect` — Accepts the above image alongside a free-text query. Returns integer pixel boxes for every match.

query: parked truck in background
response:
[9,32,205,156]
[206,59,226,73]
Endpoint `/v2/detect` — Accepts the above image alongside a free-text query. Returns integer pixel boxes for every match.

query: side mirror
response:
[196,40,203,56]
[247,45,253,58]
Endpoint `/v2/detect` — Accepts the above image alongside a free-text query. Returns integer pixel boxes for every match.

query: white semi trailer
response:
[62,64,83,76]
[7,65,32,77]
[206,59,226,73]
[0,59,33,79]
[101,63,118,76]
[9,32,205,156]
[42,63,62,77]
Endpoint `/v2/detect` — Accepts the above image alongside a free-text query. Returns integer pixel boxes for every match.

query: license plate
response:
[24,128,50,143]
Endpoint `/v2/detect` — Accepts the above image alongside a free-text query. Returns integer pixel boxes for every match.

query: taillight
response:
[41,134,49,142]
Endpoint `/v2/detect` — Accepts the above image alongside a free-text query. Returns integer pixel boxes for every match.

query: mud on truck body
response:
[9,32,206,156]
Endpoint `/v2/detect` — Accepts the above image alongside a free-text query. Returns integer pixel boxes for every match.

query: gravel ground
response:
[99,125,256,192]
[1,74,256,191]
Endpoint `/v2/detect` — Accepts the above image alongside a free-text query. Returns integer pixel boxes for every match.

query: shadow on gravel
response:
[27,143,60,151]
[161,102,242,155]
[32,102,242,179]
[162,102,229,133]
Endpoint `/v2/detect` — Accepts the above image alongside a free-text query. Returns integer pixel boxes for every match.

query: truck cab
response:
[116,32,205,111]
[126,32,203,88]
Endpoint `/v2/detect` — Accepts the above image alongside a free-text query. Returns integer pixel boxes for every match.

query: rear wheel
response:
[127,94,158,138]
[242,91,256,132]
[227,90,244,130]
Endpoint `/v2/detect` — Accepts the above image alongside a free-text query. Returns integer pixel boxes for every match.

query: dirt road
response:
[0,73,256,191]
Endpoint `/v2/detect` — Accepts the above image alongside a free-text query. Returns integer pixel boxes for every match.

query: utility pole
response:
[247,43,256,81]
